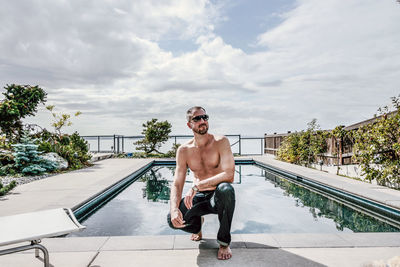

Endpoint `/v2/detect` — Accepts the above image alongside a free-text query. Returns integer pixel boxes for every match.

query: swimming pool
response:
[70,162,400,237]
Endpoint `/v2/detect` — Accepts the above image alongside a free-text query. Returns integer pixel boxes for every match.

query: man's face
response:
[187,109,209,135]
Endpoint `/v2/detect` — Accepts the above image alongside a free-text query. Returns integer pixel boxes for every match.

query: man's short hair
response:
[186,106,206,122]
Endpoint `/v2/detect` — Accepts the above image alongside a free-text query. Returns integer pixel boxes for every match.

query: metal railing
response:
[81,134,265,156]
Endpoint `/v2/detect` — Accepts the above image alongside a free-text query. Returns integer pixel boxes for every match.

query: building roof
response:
[344,110,397,131]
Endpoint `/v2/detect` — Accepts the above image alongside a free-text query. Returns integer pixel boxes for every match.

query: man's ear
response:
[187,122,192,129]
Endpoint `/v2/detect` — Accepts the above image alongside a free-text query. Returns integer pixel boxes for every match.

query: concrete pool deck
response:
[1,156,400,266]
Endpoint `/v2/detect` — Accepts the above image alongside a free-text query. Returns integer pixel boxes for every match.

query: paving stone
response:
[101,235,174,250]
[241,233,280,248]
[174,235,216,249]
[337,233,400,247]
[272,233,350,248]
[173,234,245,249]
[386,200,400,208]
[41,236,109,252]
[90,248,325,267]
[284,247,400,267]
[0,251,96,267]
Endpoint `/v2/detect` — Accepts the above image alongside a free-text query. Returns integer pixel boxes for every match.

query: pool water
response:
[71,165,400,236]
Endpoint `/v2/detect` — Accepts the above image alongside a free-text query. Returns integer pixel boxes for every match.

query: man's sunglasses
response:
[191,114,209,122]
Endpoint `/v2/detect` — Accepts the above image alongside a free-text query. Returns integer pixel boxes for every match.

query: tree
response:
[299,119,327,166]
[46,105,82,136]
[140,168,170,202]
[0,84,47,140]
[135,119,172,155]
[353,95,400,186]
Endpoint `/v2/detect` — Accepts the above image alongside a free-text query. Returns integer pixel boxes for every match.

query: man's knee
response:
[216,182,235,199]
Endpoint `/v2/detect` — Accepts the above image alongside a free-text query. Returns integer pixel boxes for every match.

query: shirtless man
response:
[167,106,235,260]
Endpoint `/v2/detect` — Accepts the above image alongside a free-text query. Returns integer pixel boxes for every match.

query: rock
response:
[41,152,68,170]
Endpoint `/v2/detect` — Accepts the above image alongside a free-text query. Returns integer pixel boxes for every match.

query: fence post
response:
[260,138,263,155]
[122,136,124,153]
[239,135,241,156]
[113,135,116,154]
[264,134,266,154]
[97,136,100,153]
[118,136,121,154]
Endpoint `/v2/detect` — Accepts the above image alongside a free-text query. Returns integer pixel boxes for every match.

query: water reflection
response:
[141,165,400,233]
[139,167,171,203]
[74,165,400,236]
[263,169,400,232]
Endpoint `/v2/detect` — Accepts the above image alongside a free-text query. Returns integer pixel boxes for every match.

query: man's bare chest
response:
[186,147,220,177]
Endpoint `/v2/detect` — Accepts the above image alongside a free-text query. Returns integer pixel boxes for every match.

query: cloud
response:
[3,0,400,139]
[0,0,219,88]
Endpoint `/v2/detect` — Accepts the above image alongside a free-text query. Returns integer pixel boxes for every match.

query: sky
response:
[1,0,399,137]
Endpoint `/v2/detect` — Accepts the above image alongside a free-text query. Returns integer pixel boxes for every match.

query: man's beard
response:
[193,124,208,135]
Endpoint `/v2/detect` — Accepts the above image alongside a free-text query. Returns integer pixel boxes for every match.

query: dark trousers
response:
[167,182,235,246]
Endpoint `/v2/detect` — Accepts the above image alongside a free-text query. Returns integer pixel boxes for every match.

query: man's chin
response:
[194,128,208,135]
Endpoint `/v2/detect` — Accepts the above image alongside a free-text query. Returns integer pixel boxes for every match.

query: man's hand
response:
[170,208,185,228]
[184,187,196,209]
[194,177,217,191]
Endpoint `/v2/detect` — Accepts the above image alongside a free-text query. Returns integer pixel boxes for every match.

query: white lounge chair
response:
[0,208,85,267]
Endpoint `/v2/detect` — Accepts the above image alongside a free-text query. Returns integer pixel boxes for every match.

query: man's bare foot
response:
[217,245,232,260]
[190,231,202,241]
[190,217,204,241]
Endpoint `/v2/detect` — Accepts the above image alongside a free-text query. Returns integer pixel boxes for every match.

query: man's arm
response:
[196,137,235,190]
[170,146,187,228]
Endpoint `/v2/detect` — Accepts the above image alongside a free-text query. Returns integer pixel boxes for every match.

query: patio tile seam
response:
[334,233,353,246]
[82,244,395,251]
[97,236,111,252]
[270,235,281,248]
[86,251,100,267]
[172,235,176,250]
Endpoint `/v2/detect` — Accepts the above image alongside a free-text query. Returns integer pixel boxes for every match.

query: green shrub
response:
[353,96,400,186]
[277,132,301,164]
[165,143,181,158]
[0,134,10,150]
[37,131,91,170]
[131,152,164,158]
[60,135,70,145]
[0,180,17,196]
[0,150,14,166]
[38,141,52,153]
[12,132,57,175]
[277,119,328,166]
[130,144,180,158]
[0,164,17,176]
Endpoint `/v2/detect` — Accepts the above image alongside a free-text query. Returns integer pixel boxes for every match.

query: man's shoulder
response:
[212,134,228,143]
[178,139,195,151]
[210,134,230,149]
